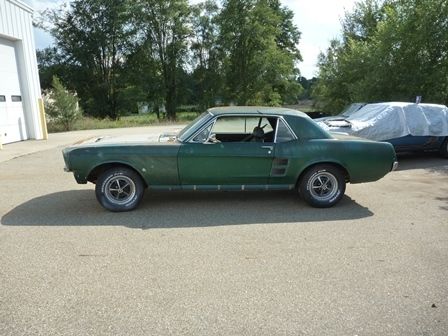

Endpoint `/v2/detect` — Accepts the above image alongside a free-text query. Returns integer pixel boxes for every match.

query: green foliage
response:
[218,0,302,105]
[135,0,191,121]
[36,47,69,90]
[38,0,304,122]
[315,0,448,113]
[43,0,136,119]
[190,0,222,111]
[46,112,199,133]
[45,76,82,131]
[298,76,318,100]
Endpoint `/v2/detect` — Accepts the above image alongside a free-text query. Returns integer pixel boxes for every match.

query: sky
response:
[25,0,357,79]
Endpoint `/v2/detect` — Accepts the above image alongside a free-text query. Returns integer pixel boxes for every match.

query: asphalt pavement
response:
[0,127,447,336]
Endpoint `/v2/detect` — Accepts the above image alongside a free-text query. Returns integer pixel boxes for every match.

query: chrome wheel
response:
[104,175,136,205]
[308,172,338,202]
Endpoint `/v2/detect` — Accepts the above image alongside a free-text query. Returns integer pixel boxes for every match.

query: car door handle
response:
[261,145,273,154]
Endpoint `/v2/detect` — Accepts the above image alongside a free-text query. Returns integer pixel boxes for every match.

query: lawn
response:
[47,112,199,133]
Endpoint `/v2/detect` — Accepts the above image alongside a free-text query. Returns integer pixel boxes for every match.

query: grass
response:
[283,100,318,113]
[47,101,322,133]
[47,112,199,133]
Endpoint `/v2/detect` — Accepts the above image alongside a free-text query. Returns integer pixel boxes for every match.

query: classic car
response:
[317,102,448,156]
[63,107,398,212]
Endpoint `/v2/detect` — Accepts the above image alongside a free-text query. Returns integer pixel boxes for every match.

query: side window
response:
[190,116,278,143]
[191,123,213,143]
[211,116,275,142]
[213,117,246,133]
[276,119,296,143]
[245,117,273,134]
[0,95,5,102]
[11,95,22,102]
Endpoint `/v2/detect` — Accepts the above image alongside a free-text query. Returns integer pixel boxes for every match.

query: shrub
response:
[44,76,82,131]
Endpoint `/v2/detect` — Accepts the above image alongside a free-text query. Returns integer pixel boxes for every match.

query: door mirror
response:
[207,133,220,143]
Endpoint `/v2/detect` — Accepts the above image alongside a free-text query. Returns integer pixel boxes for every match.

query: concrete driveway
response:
[1,127,447,336]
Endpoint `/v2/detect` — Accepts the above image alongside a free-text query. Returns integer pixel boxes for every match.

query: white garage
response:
[0,0,44,145]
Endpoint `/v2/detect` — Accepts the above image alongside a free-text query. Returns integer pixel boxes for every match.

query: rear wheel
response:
[299,164,346,208]
[95,167,145,212]
[440,137,448,158]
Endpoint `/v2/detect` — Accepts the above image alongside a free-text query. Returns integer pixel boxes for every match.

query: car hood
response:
[314,116,348,123]
[321,119,352,127]
[158,131,180,142]
[68,133,181,148]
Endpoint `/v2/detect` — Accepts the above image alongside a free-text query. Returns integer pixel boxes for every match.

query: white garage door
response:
[0,38,27,144]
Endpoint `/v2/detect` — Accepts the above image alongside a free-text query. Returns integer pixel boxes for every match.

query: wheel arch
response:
[87,162,147,187]
[296,161,350,187]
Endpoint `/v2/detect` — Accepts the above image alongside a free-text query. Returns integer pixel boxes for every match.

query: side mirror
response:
[207,133,220,143]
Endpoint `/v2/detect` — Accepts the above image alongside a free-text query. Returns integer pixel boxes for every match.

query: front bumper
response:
[391,161,399,171]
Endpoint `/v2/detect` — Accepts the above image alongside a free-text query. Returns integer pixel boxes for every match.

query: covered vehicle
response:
[315,103,366,122]
[317,102,448,156]
[63,107,397,212]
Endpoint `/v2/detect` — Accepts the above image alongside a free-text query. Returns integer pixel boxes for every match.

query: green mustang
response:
[63,107,398,211]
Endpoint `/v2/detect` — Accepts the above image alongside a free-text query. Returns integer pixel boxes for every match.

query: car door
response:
[178,115,275,186]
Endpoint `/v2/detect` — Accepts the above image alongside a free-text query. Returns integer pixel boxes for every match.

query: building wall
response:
[0,0,43,142]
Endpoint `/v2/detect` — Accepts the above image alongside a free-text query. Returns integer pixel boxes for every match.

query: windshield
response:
[340,103,365,117]
[177,112,212,142]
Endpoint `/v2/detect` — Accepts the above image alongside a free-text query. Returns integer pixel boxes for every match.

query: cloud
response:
[283,0,357,78]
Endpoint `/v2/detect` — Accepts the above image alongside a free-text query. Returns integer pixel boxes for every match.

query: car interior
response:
[210,116,277,143]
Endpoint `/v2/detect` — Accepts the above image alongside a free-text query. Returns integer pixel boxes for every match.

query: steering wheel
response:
[242,123,267,142]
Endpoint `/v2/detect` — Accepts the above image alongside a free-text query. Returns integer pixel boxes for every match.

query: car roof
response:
[207,106,309,118]
[364,102,447,109]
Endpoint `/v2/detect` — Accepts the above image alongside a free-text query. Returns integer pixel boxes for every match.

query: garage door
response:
[0,38,27,144]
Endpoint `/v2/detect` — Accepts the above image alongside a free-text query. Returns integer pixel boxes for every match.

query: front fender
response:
[64,143,181,185]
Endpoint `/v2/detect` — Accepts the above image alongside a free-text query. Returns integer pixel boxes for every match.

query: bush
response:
[44,76,82,131]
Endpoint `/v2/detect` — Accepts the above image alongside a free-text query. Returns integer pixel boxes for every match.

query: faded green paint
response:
[63,107,397,190]
[178,142,274,185]
[64,143,181,185]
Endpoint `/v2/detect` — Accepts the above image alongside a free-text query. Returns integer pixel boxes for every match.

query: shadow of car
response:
[1,190,374,229]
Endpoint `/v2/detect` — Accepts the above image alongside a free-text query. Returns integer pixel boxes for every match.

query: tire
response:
[440,137,448,158]
[299,164,346,208]
[95,167,145,212]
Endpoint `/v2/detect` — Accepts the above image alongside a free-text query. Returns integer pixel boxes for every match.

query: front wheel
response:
[299,165,346,208]
[95,167,145,212]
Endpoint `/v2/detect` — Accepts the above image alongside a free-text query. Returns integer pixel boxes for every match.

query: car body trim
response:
[147,184,295,191]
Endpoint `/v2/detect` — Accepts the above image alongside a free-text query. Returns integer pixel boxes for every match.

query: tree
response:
[315,0,448,113]
[218,0,302,106]
[45,76,82,131]
[298,76,318,100]
[43,0,136,119]
[36,47,69,91]
[136,0,191,120]
[190,0,222,110]
[37,0,305,118]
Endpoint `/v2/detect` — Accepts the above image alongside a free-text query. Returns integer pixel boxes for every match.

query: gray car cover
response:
[317,102,448,141]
